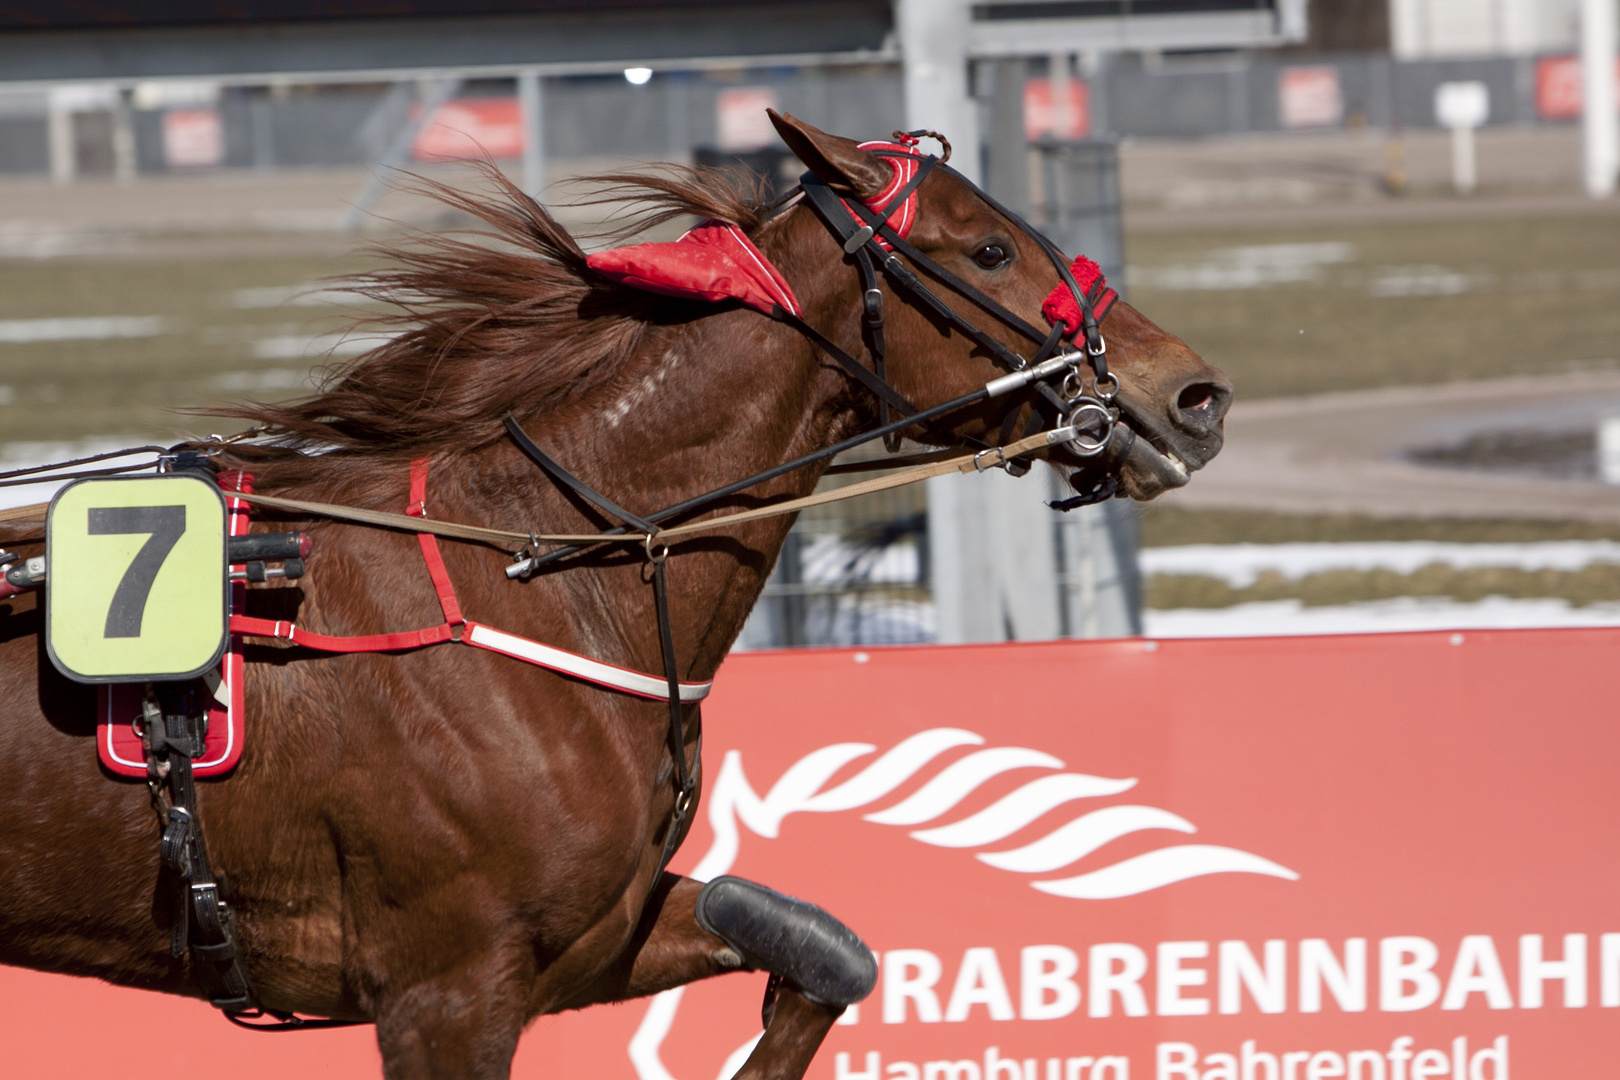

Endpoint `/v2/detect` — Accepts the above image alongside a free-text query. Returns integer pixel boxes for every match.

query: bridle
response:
[776,132,1122,488]
[505,129,1130,579]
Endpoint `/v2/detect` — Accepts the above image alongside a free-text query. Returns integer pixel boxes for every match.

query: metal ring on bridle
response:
[643,534,669,563]
[1060,370,1087,402]
[1093,371,1120,402]
[1063,399,1115,457]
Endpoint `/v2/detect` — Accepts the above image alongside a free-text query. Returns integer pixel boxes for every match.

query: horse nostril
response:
[1171,380,1232,427]
[1177,385,1213,412]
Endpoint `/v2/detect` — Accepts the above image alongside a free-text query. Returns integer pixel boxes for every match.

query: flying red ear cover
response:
[1041,256,1118,337]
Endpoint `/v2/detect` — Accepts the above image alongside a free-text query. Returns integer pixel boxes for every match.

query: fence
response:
[736,460,933,650]
[0,49,1595,181]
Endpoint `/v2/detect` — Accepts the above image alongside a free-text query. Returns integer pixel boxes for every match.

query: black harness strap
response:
[513,378,1008,572]
[141,683,365,1032]
[505,417,657,534]
[649,550,696,875]
[801,171,1039,376]
[503,416,695,875]
[933,161,1108,374]
[850,245,903,451]
[770,306,919,420]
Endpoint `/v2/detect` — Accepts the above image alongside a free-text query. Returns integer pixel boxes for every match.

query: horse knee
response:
[693,876,877,1007]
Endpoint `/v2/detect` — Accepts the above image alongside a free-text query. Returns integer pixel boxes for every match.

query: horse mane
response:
[213,161,770,483]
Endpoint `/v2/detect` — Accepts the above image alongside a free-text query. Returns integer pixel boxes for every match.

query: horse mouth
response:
[1058,413,1211,501]
[1123,428,1193,490]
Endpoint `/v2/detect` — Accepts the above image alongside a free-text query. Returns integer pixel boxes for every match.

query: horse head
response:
[770,112,1232,502]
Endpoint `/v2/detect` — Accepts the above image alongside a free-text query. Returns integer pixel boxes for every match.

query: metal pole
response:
[896,0,979,182]
[46,93,74,185]
[903,0,1066,643]
[1451,121,1476,195]
[343,76,462,233]
[111,90,137,182]
[1583,0,1618,198]
[988,59,1030,214]
[518,69,545,197]
[1049,52,1071,139]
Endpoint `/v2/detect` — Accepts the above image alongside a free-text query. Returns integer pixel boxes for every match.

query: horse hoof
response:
[694,875,878,1008]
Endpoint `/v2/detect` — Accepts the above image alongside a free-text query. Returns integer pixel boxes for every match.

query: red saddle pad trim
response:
[97,471,251,779]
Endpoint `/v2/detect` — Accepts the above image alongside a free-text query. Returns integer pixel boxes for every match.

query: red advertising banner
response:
[1023,78,1089,141]
[2,629,1618,1078]
[411,97,524,162]
[1535,55,1620,120]
[1278,67,1343,129]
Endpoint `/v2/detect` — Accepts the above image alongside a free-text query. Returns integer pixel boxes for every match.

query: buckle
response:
[862,288,884,323]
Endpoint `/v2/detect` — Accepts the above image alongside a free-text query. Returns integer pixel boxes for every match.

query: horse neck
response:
[556,209,864,514]
[432,209,869,674]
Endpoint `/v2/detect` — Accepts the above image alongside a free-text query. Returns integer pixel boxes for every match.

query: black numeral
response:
[88,505,187,638]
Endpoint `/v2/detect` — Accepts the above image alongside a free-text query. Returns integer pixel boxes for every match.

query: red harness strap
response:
[408,459,466,630]
[227,460,713,703]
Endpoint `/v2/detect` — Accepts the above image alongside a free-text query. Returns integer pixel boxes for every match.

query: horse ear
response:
[769,110,892,199]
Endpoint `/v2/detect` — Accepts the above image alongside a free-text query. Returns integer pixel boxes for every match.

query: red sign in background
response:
[2,629,1617,1078]
[1535,55,1620,120]
[411,98,524,162]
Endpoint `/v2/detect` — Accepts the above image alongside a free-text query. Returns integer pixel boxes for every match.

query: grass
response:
[0,249,376,445]
[1125,211,1620,399]
[1137,506,1620,609]
[1137,506,1620,546]
[1147,564,1620,610]
[4,205,1619,445]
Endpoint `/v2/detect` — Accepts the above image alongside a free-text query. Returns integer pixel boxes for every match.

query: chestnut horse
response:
[0,115,1229,1079]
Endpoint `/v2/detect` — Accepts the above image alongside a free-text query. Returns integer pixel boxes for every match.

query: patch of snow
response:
[0,316,168,344]
[1128,242,1354,291]
[1141,540,1620,588]
[1144,596,1620,638]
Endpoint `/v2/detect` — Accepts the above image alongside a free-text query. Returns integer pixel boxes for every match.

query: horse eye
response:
[973,244,1008,269]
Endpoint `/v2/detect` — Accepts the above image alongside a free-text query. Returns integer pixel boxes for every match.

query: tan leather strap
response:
[0,426,1074,554]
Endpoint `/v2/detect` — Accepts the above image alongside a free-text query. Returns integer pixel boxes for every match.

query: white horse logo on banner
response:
[630,727,1298,1080]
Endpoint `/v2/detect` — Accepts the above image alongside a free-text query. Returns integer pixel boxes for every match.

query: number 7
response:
[88,505,187,638]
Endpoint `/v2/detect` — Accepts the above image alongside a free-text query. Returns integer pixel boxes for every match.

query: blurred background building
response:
[5,0,1620,646]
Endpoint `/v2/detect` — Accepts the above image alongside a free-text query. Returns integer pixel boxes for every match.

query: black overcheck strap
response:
[504,416,658,534]
[800,171,1025,370]
[771,306,919,418]
[933,162,1107,375]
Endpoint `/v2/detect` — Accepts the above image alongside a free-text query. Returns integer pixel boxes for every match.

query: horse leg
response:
[372,956,530,1080]
[560,874,874,1080]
